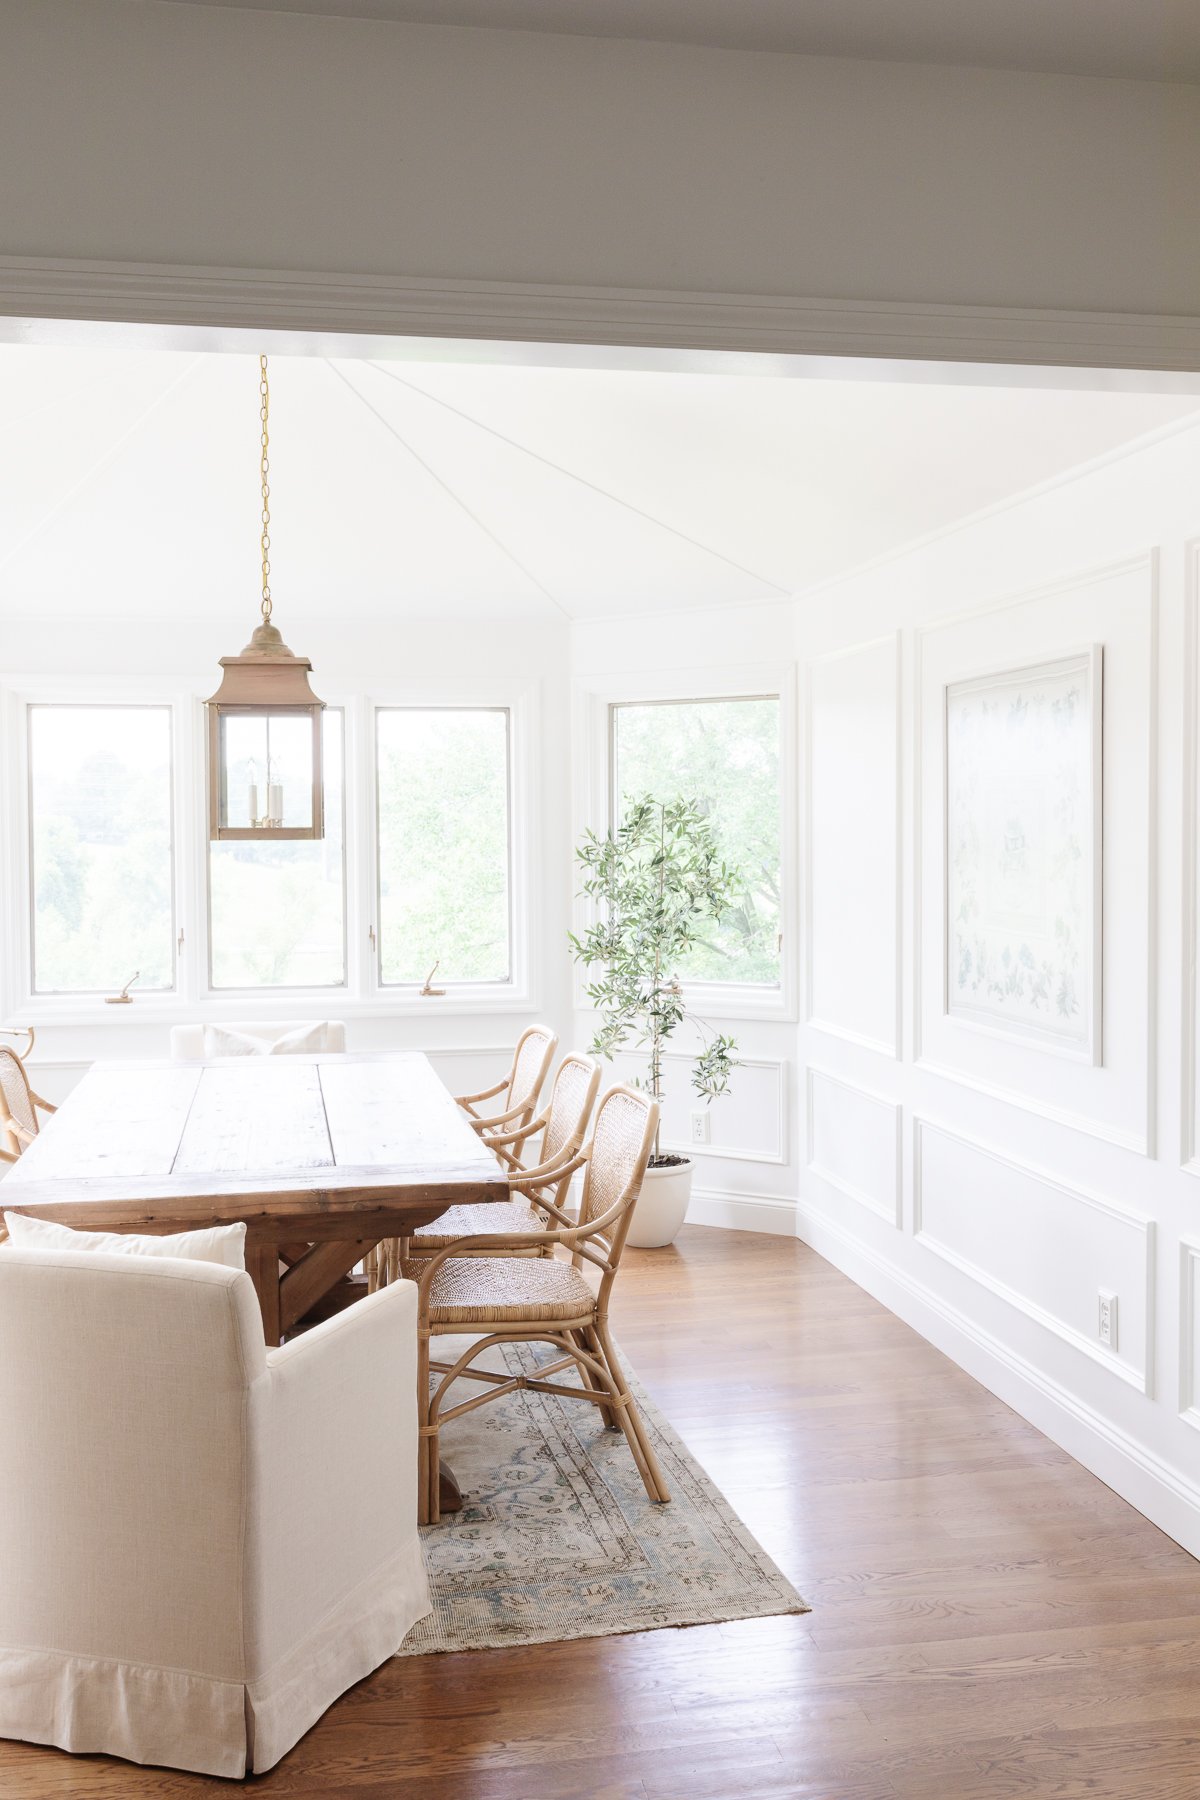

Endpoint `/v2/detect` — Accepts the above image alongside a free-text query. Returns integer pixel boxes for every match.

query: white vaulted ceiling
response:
[0,345,1196,626]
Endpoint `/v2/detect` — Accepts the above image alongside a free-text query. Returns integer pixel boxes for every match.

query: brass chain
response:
[258,353,272,625]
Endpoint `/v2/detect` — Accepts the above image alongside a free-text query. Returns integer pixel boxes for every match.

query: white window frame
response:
[0,674,538,1027]
[573,663,798,1024]
[362,681,537,1015]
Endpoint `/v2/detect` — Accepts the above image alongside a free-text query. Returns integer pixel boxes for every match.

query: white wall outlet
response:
[690,1110,711,1146]
[1098,1289,1118,1350]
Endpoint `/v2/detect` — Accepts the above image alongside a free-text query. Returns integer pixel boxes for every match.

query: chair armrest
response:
[248,1283,423,1672]
[484,1107,548,1150]
[456,1077,508,1110]
[468,1097,535,1133]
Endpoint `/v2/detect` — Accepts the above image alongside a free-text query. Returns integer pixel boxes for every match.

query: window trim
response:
[373,702,515,992]
[0,673,538,1025]
[25,699,179,999]
[573,664,798,1024]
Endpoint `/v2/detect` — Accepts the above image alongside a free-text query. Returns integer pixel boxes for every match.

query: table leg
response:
[439,1463,463,1514]
[246,1242,283,1347]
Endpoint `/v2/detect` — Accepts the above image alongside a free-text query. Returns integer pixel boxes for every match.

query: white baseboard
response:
[686,1185,796,1236]
[793,1196,1200,1563]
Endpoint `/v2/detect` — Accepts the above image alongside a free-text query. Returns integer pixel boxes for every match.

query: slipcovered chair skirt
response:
[0,1249,430,1778]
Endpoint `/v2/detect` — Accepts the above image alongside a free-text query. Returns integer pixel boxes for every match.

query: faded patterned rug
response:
[399,1336,807,1656]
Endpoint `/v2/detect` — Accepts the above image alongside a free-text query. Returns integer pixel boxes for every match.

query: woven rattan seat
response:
[409,1255,597,1325]
[411,1198,542,1250]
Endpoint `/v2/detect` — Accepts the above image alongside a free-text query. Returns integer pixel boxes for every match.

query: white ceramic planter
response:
[626,1157,694,1248]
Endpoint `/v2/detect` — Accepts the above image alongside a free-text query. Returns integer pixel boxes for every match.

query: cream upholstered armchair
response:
[0,1249,429,1779]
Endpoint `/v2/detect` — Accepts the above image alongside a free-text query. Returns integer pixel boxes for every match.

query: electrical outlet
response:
[690,1110,710,1146]
[1098,1289,1118,1350]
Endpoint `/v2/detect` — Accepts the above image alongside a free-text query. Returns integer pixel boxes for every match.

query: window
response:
[375,708,511,985]
[611,695,781,986]
[208,710,345,988]
[28,705,175,994]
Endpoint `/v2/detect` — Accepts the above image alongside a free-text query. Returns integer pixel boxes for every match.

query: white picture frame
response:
[944,646,1103,1061]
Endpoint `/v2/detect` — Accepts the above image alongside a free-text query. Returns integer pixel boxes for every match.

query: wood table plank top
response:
[0,1050,505,1230]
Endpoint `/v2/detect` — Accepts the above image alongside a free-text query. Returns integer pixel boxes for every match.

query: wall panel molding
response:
[622,1051,788,1166]
[805,1066,902,1227]
[1180,539,1200,1175]
[912,549,1158,1155]
[1181,1239,1200,1432]
[804,632,901,1059]
[913,1117,1154,1393]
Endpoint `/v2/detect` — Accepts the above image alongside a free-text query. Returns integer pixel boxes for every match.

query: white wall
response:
[795,416,1200,1558]
[2,0,1199,360]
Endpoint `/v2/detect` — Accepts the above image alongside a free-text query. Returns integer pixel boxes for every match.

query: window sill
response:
[4,987,540,1031]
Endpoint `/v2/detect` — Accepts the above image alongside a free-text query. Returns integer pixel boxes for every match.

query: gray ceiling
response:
[153,0,1200,84]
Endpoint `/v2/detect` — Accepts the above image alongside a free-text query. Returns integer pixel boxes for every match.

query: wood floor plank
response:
[3,1227,1198,1799]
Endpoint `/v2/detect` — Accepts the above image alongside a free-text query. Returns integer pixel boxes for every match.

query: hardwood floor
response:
[5,1227,1200,1798]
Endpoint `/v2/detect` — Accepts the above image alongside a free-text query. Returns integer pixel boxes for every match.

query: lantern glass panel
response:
[218,711,315,832]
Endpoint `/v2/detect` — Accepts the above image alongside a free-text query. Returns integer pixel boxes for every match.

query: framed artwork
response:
[944,647,1102,1059]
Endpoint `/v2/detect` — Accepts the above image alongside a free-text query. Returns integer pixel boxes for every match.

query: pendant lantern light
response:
[206,355,325,841]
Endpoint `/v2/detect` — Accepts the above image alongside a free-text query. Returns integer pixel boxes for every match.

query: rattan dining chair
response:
[455,1024,557,1143]
[367,1053,601,1289]
[0,1030,56,1165]
[410,1084,667,1525]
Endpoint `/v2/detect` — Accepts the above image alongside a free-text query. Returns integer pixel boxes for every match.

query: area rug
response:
[399,1336,808,1656]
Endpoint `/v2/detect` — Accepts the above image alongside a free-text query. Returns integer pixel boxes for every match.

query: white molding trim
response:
[686,1186,796,1237]
[793,1198,1200,1563]
[653,1051,788,1166]
[913,549,1159,1157]
[803,631,902,1060]
[805,1066,902,1228]
[913,1057,1148,1155]
[1181,540,1200,1174]
[1181,1239,1200,1433]
[5,259,1200,371]
[912,1116,1155,1396]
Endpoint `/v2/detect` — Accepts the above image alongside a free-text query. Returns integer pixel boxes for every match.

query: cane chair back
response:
[455,1024,557,1137]
[0,1035,56,1164]
[575,1083,658,1267]
[542,1054,600,1168]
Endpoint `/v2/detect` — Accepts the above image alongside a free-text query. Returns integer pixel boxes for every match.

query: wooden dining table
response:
[0,1048,506,1340]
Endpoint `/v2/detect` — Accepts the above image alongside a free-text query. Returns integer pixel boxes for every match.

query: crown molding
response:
[3,256,1200,372]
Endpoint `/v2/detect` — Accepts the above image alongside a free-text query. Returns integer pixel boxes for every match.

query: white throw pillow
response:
[203,1022,327,1058]
[3,1212,246,1270]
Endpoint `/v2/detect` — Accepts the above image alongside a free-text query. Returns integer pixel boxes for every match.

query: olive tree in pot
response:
[570,796,739,1247]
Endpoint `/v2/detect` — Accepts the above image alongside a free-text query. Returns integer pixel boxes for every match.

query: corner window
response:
[375,708,511,985]
[28,705,175,994]
[611,695,782,987]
